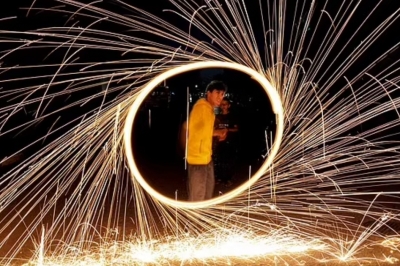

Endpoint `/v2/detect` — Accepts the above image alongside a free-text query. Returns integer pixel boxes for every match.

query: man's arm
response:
[228,125,238,132]
[213,128,228,136]
[214,128,228,140]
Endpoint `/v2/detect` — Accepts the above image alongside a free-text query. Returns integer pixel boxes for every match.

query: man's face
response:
[206,89,225,107]
[220,100,230,112]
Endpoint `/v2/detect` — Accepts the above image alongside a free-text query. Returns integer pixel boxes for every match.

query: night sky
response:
[0,0,399,177]
[2,2,400,265]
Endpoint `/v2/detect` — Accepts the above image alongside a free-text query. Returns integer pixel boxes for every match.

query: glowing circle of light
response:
[124,61,284,209]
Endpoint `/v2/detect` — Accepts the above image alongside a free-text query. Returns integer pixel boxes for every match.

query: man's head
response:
[220,97,231,114]
[205,81,227,107]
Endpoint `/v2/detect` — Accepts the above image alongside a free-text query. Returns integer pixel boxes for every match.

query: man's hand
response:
[214,128,228,141]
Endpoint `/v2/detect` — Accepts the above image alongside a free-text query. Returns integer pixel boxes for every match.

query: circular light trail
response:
[124,61,284,209]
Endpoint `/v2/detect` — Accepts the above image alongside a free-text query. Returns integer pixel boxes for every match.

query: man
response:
[213,97,239,187]
[187,81,228,201]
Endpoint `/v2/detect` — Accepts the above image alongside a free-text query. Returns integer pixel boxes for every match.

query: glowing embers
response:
[27,228,327,265]
[124,62,283,209]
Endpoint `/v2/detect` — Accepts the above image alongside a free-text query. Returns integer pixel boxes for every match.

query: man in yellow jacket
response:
[187,81,228,201]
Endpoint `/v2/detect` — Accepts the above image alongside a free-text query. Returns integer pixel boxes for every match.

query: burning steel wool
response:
[29,228,327,265]
[0,0,400,265]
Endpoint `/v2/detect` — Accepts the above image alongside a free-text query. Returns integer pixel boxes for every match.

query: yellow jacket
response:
[187,98,215,165]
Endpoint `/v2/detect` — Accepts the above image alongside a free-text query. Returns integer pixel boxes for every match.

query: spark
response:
[29,228,327,265]
[0,0,399,265]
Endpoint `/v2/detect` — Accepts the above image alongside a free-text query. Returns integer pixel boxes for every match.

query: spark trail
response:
[0,0,400,265]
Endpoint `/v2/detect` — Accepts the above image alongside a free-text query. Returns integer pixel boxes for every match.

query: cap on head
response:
[206,80,227,93]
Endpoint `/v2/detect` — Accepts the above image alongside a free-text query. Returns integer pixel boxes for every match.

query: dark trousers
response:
[213,142,237,183]
[187,161,215,201]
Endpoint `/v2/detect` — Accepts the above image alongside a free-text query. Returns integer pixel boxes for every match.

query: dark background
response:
[0,0,276,182]
[0,0,399,193]
[132,68,274,198]
[0,0,399,262]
